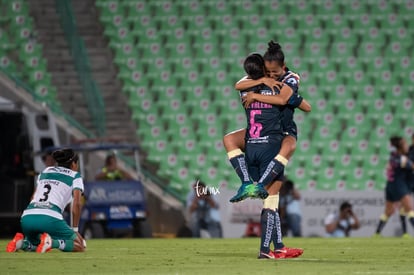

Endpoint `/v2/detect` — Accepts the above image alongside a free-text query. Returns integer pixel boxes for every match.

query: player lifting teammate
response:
[225,41,311,202]
[237,51,303,259]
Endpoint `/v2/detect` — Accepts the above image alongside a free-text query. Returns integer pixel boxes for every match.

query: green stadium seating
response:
[96,0,414,196]
[0,29,15,51]
[123,0,151,16]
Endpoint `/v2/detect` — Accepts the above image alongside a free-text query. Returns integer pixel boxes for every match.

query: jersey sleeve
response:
[72,176,84,193]
[284,75,299,93]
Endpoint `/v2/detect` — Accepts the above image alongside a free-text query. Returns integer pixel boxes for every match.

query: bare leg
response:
[279,135,297,160]
[223,128,246,152]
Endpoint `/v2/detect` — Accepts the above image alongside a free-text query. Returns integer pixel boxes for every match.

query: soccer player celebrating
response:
[6,148,86,253]
[375,136,414,236]
[226,41,311,202]
[237,52,303,259]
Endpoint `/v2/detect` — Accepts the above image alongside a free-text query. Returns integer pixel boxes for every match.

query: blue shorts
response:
[283,120,298,140]
[245,135,284,182]
[385,180,411,202]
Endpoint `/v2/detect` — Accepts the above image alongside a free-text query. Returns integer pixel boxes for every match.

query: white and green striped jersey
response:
[22,166,84,220]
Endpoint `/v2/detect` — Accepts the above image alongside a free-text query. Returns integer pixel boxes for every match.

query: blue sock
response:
[409,216,414,228]
[258,159,284,187]
[273,210,284,249]
[400,215,407,234]
[229,154,252,185]
[260,209,275,253]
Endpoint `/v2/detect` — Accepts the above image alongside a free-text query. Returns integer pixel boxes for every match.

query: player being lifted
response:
[238,52,303,258]
[225,41,311,202]
[6,148,86,253]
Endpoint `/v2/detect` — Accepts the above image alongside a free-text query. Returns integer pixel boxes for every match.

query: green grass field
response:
[1,237,414,275]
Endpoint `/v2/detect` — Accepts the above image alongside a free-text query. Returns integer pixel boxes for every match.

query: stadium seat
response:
[123,0,152,16]
[320,13,349,30]
[340,0,366,15]
[0,29,15,51]
[313,0,342,14]
[204,0,231,16]
[315,166,342,190]
[149,0,179,16]
[329,41,354,58]
[93,0,414,199]
[178,0,205,16]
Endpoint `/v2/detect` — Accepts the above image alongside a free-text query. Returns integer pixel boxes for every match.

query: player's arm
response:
[401,155,414,170]
[242,84,293,108]
[324,218,339,234]
[189,196,200,213]
[72,188,83,229]
[235,76,282,91]
[298,98,312,112]
[349,211,360,230]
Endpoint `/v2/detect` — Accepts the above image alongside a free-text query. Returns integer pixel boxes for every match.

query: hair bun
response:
[52,148,77,164]
[268,40,282,52]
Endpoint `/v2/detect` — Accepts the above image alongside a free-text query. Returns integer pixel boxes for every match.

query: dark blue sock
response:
[229,154,251,185]
[400,215,407,234]
[260,209,275,253]
[408,216,414,229]
[273,210,284,249]
[258,159,284,187]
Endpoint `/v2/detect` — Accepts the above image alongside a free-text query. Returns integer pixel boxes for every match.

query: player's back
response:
[241,84,283,143]
[31,166,83,212]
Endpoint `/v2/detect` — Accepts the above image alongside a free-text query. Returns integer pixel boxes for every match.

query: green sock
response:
[53,239,74,252]
[22,240,35,251]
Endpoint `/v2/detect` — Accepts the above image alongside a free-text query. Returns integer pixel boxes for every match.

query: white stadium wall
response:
[217,189,410,238]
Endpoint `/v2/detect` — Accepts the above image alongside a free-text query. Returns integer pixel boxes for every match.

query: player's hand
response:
[74,231,87,251]
[262,77,283,92]
[242,92,256,108]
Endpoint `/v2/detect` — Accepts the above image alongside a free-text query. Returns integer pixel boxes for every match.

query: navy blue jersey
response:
[386,152,414,183]
[279,70,300,137]
[240,84,283,144]
[407,145,414,190]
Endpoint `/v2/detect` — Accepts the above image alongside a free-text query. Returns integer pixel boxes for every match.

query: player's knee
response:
[222,134,233,151]
[223,133,243,152]
[286,136,297,153]
[289,140,297,153]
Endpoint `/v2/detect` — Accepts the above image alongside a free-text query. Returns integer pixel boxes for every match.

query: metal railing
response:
[55,0,106,137]
[0,67,94,137]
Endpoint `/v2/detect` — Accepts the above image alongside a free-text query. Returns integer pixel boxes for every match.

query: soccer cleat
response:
[229,183,257,203]
[251,184,269,200]
[6,233,24,252]
[258,250,276,259]
[274,247,304,259]
[36,233,52,253]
